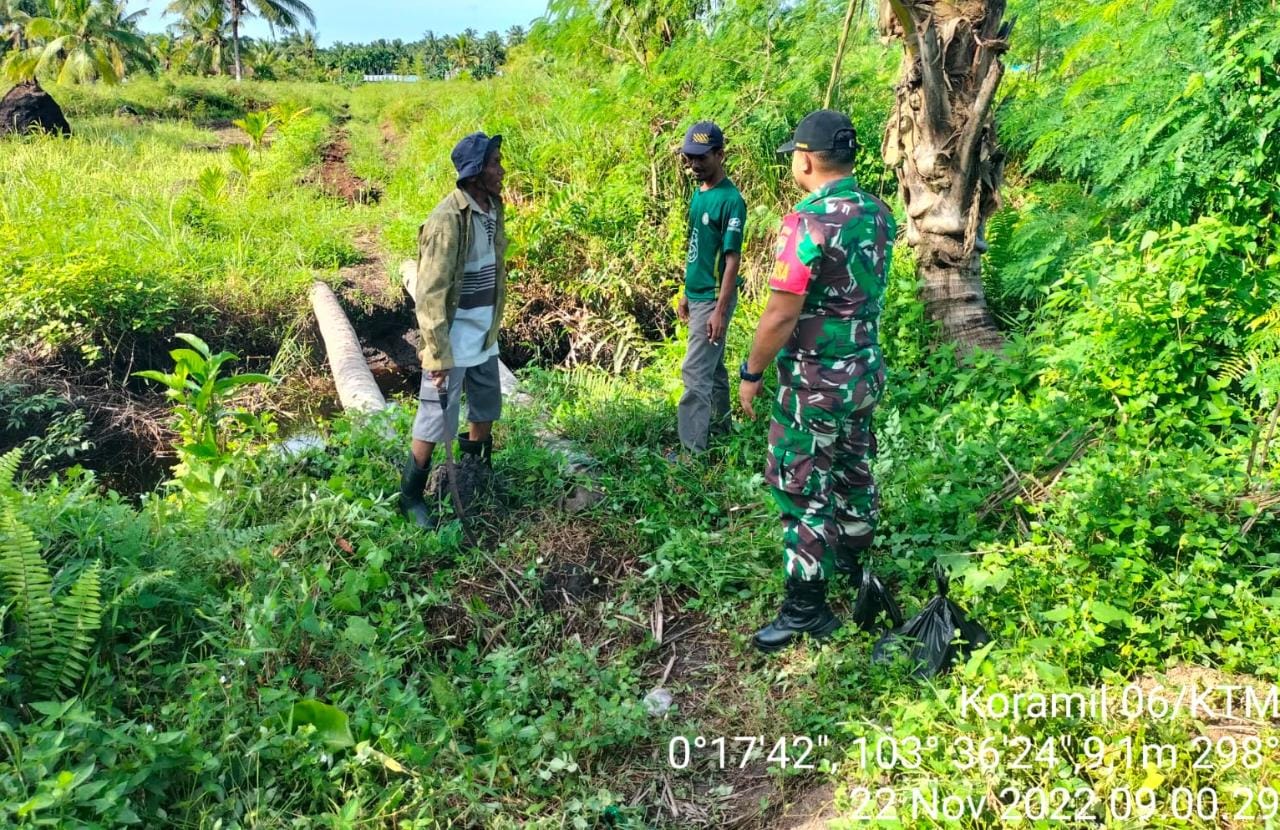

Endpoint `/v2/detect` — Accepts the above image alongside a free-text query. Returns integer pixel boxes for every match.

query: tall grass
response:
[0,108,361,361]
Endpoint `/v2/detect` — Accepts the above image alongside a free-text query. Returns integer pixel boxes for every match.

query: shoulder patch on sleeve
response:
[769,213,812,295]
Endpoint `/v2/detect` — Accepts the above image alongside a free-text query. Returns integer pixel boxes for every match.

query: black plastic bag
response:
[851,568,904,633]
[872,563,991,678]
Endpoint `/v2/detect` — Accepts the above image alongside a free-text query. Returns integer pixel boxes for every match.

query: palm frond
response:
[248,0,313,30]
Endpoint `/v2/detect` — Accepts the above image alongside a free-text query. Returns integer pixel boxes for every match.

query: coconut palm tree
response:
[445,29,476,76]
[2,0,153,84]
[1,0,33,53]
[244,36,281,78]
[167,0,228,75]
[146,30,177,72]
[419,29,448,79]
[474,29,503,78]
[221,0,314,81]
[879,0,1013,352]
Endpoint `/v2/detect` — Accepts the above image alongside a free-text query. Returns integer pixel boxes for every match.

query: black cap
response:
[776,110,857,154]
[681,120,724,156]
[451,131,502,182]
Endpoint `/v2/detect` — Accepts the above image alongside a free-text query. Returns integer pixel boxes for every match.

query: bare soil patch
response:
[527,519,639,611]
[775,782,839,829]
[309,132,381,205]
[0,350,172,494]
[183,119,255,151]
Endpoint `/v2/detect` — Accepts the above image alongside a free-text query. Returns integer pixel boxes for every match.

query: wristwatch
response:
[739,361,764,383]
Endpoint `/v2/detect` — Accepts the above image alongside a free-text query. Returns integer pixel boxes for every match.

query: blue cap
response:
[451,131,502,182]
[681,120,724,156]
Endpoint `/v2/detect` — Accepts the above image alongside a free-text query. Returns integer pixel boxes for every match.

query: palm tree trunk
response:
[824,0,862,109]
[231,0,242,81]
[880,0,1011,354]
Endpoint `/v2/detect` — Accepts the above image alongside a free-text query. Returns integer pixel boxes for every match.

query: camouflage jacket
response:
[768,176,896,389]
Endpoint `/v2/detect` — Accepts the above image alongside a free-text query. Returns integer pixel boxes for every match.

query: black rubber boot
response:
[752,577,842,653]
[834,548,864,584]
[457,432,493,466]
[399,454,437,529]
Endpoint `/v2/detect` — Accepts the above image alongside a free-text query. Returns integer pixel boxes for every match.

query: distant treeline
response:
[0,0,526,85]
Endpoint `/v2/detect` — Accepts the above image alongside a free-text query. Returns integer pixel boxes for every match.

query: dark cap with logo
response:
[681,120,725,156]
[776,110,858,154]
[452,131,503,182]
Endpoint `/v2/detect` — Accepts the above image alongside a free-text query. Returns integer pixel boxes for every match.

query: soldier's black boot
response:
[834,548,864,584]
[399,454,437,529]
[752,577,841,653]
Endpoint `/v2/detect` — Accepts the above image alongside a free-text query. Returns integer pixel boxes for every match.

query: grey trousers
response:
[678,296,738,452]
[411,355,502,443]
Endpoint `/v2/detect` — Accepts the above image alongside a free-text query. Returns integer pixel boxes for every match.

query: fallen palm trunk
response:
[310,281,387,414]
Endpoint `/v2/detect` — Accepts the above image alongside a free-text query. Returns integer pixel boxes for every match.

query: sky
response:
[133,0,550,47]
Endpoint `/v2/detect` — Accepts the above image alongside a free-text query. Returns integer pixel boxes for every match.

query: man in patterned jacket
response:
[399,131,507,529]
[737,110,897,653]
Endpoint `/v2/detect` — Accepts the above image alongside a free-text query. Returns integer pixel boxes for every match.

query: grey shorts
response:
[411,356,503,442]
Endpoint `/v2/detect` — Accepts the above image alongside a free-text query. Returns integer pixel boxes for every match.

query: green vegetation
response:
[0,82,359,365]
[0,0,1278,826]
[0,0,522,83]
[0,0,152,84]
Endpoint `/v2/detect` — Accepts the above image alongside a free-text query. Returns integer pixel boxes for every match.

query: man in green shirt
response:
[676,120,748,455]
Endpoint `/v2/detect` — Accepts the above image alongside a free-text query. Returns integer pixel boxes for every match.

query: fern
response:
[109,568,175,609]
[0,498,57,671]
[35,562,103,698]
[0,448,104,701]
[0,446,21,494]
[1250,304,1280,350]
[1216,354,1253,384]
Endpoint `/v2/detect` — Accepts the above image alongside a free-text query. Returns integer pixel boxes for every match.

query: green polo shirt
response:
[683,177,747,301]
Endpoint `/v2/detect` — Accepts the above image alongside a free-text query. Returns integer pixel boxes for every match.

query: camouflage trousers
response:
[764,356,885,581]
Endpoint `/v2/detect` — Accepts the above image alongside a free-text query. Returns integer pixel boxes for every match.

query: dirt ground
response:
[310,132,382,205]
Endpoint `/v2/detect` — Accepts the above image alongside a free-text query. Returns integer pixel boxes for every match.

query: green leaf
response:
[1139,230,1159,251]
[1034,660,1068,684]
[174,332,212,359]
[1041,605,1073,622]
[1182,72,1204,98]
[212,374,275,394]
[1089,600,1133,627]
[343,616,377,646]
[331,590,361,613]
[288,699,354,749]
[168,349,208,375]
[132,370,185,392]
[28,699,74,718]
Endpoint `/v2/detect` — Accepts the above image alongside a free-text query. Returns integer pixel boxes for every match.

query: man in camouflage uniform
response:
[738,110,896,653]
